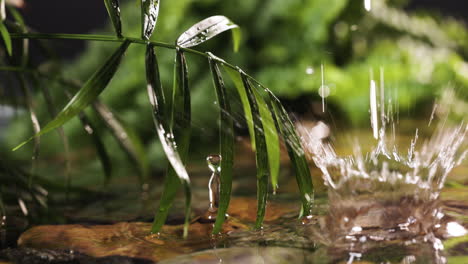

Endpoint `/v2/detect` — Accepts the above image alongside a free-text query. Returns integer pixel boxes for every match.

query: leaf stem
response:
[8,32,249,76]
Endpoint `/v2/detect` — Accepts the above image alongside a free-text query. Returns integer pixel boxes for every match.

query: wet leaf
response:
[241,72,269,229]
[223,66,255,150]
[146,45,190,186]
[141,0,159,40]
[146,45,191,235]
[13,40,131,151]
[252,82,280,192]
[0,21,12,56]
[103,0,122,38]
[224,67,280,191]
[93,101,149,182]
[268,92,314,216]
[208,54,234,234]
[151,49,192,238]
[177,15,241,52]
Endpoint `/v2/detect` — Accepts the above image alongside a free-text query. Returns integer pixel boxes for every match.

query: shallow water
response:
[1,120,467,263]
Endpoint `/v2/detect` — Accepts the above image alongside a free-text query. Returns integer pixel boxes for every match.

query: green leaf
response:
[223,66,256,150]
[208,54,234,234]
[268,92,314,217]
[13,40,131,151]
[0,21,12,56]
[224,67,280,191]
[151,48,192,238]
[146,45,191,235]
[250,81,280,192]
[93,101,149,182]
[240,72,269,229]
[177,16,241,52]
[146,45,189,182]
[141,0,160,40]
[103,0,123,38]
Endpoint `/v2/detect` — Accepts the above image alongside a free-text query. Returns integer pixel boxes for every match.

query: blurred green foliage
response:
[4,0,468,174]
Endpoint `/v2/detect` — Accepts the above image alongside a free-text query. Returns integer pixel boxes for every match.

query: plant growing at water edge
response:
[0,1,314,236]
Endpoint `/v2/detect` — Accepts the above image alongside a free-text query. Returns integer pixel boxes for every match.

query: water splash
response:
[297,69,467,252]
[300,76,467,196]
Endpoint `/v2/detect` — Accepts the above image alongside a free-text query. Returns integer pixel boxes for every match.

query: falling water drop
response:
[369,75,379,139]
[305,66,314,75]
[206,155,222,220]
[320,64,326,112]
[364,0,372,12]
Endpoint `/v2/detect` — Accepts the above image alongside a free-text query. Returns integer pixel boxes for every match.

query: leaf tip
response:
[12,140,29,151]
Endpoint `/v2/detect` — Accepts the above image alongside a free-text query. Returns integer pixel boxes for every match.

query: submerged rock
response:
[15,197,297,263]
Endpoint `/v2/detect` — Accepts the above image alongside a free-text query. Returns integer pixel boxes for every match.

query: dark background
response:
[18,0,468,59]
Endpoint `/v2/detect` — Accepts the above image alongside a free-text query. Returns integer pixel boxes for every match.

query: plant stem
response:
[7,32,268,91]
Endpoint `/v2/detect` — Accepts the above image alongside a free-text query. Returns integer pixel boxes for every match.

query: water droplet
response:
[207,155,222,173]
[301,215,313,225]
[318,85,330,98]
[305,66,314,75]
[446,221,467,237]
[206,155,222,214]
[364,0,372,11]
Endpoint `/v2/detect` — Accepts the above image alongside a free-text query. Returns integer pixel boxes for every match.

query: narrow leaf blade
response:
[208,55,234,234]
[93,101,149,182]
[269,93,314,216]
[223,66,255,150]
[250,80,280,192]
[146,45,191,232]
[177,16,240,51]
[13,40,131,151]
[141,0,160,40]
[151,49,192,238]
[146,45,190,182]
[241,73,269,229]
[224,68,279,189]
[0,21,12,56]
[103,0,123,38]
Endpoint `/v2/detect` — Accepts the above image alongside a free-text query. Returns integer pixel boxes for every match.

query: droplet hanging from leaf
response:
[207,55,234,234]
